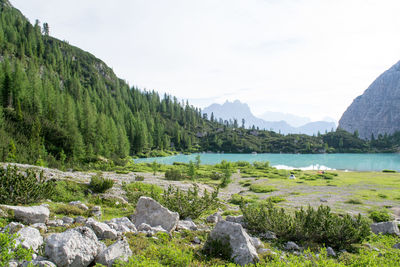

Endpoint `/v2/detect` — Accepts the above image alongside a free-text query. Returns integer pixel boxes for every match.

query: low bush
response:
[89,174,114,193]
[382,169,397,173]
[165,168,185,181]
[123,182,163,206]
[369,209,392,223]
[242,202,371,249]
[53,204,86,216]
[50,180,87,202]
[203,236,232,261]
[264,196,286,203]
[135,175,145,181]
[161,185,219,219]
[249,184,276,193]
[0,230,33,265]
[0,166,55,205]
[345,199,363,205]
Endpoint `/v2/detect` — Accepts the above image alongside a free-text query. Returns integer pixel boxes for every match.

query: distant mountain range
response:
[203,100,336,135]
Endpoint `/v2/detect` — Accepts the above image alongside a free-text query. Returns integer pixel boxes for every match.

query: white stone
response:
[105,217,136,234]
[132,197,179,233]
[2,222,24,234]
[205,220,259,266]
[1,205,49,224]
[16,227,43,252]
[47,219,64,227]
[285,241,300,251]
[371,221,400,235]
[45,227,104,267]
[206,212,222,223]
[177,219,198,231]
[86,218,118,240]
[62,217,75,225]
[96,239,132,267]
[21,260,57,267]
[69,201,89,211]
[327,247,336,257]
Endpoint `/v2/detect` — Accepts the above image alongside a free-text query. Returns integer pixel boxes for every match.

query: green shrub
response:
[53,204,86,216]
[249,184,276,193]
[345,198,363,205]
[165,168,185,181]
[50,180,87,202]
[161,185,219,219]
[378,193,388,199]
[264,196,286,203]
[382,169,397,173]
[0,230,33,265]
[0,166,55,205]
[210,172,223,180]
[242,202,371,249]
[203,236,232,261]
[89,174,114,193]
[229,194,252,205]
[135,175,145,181]
[123,182,163,206]
[369,209,392,222]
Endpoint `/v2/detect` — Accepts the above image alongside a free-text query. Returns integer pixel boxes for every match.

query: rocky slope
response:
[339,60,400,139]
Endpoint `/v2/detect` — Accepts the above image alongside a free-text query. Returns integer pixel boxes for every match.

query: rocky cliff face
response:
[339,61,400,139]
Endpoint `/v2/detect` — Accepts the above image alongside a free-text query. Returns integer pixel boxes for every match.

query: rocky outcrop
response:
[105,217,137,234]
[96,239,132,267]
[339,60,400,139]
[205,220,259,266]
[1,205,49,224]
[131,197,179,233]
[45,227,105,267]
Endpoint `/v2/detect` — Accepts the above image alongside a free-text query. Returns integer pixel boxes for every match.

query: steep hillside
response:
[339,61,400,139]
[0,0,208,166]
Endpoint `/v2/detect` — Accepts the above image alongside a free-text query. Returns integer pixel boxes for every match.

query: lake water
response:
[134,153,400,172]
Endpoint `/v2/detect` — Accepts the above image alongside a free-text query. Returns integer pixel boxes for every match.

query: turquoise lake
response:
[134,153,400,172]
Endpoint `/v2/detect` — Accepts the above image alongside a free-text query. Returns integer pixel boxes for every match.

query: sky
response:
[10,0,400,122]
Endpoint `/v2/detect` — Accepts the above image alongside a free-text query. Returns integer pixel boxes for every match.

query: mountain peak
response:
[339,60,400,139]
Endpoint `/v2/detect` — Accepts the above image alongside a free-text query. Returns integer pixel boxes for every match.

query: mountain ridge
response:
[203,100,336,135]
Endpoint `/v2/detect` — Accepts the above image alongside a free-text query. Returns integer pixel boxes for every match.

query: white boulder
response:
[105,217,137,234]
[86,218,118,240]
[1,205,49,224]
[132,197,179,233]
[45,227,104,267]
[371,221,400,235]
[96,239,132,267]
[16,227,43,252]
[205,220,259,266]
[177,219,198,231]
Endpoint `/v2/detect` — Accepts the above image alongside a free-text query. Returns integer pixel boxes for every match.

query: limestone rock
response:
[393,243,400,249]
[96,239,132,266]
[74,216,86,224]
[285,241,300,251]
[1,205,49,224]
[226,215,245,226]
[339,60,400,139]
[16,227,43,252]
[132,197,179,233]
[105,217,136,234]
[62,217,75,225]
[137,223,168,235]
[259,231,277,240]
[32,223,47,233]
[206,212,222,223]
[91,206,102,218]
[45,226,104,267]
[21,260,57,267]
[177,219,198,231]
[2,222,24,234]
[47,219,64,227]
[69,201,89,211]
[327,247,336,257]
[86,218,118,240]
[205,220,259,266]
[371,221,400,235]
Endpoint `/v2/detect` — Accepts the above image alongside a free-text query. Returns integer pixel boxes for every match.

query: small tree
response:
[195,155,201,169]
[42,22,49,36]
[151,161,159,175]
[187,160,196,180]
